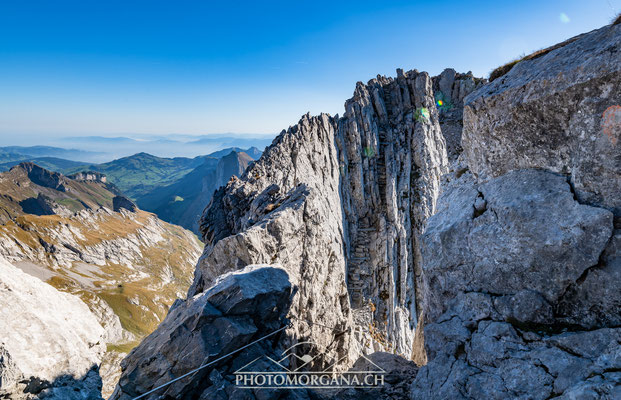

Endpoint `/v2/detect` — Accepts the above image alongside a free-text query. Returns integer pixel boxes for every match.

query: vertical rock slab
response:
[462,23,621,218]
[336,71,448,355]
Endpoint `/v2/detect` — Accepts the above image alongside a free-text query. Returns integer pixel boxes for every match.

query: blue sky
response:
[0,0,619,142]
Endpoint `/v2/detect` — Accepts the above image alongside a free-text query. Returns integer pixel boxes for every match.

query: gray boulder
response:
[422,168,613,322]
[462,23,621,218]
[412,168,618,398]
[110,265,294,400]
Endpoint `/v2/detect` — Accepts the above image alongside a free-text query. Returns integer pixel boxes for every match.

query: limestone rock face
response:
[432,69,486,161]
[462,23,621,218]
[194,69,454,365]
[110,21,619,399]
[0,256,105,399]
[422,168,613,322]
[414,22,621,399]
[0,164,203,397]
[110,265,294,400]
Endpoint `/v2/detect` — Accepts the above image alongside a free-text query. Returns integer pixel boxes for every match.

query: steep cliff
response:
[192,69,482,365]
[413,21,621,399]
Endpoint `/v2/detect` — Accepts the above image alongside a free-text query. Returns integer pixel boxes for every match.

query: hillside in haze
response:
[136,150,254,233]
[53,134,274,161]
[0,145,101,164]
[73,152,208,198]
[0,146,263,233]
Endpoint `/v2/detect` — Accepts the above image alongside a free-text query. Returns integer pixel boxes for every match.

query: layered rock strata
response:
[193,68,475,364]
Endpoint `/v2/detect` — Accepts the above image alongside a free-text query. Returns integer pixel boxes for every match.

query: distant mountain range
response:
[53,134,274,161]
[0,146,102,163]
[0,146,263,233]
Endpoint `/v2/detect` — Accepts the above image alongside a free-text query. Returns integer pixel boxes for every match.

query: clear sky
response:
[0,0,619,141]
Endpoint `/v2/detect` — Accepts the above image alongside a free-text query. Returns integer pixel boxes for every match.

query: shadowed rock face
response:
[112,195,137,213]
[19,162,68,192]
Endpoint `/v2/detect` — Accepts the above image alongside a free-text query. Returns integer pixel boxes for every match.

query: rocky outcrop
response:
[194,68,459,366]
[112,195,137,212]
[0,256,105,399]
[412,22,621,399]
[111,265,294,400]
[18,162,68,192]
[411,168,618,398]
[68,171,107,183]
[422,169,612,322]
[111,19,619,400]
[462,23,621,219]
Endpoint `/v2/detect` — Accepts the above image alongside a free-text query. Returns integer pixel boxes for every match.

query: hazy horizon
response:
[0,133,276,163]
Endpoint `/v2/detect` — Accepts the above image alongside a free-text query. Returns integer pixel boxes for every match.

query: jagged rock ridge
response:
[112,20,620,400]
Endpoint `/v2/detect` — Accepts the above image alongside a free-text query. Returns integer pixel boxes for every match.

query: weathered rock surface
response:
[422,168,613,322]
[314,352,419,400]
[413,21,621,399]
[411,167,619,398]
[0,256,105,399]
[462,22,621,218]
[432,69,486,161]
[111,265,295,400]
[111,20,620,400]
[194,68,463,368]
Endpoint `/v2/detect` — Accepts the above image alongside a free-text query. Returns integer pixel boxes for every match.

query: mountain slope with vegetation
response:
[136,150,254,233]
[0,162,202,398]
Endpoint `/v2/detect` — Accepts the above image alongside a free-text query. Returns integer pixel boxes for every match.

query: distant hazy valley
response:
[0,144,263,233]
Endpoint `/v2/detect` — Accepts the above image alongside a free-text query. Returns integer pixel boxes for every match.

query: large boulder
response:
[422,168,613,322]
[412,169,619,399]
[410,22,621,398]
[462,23,621,218]
[0,256,105,399]
[110,265,295,400]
